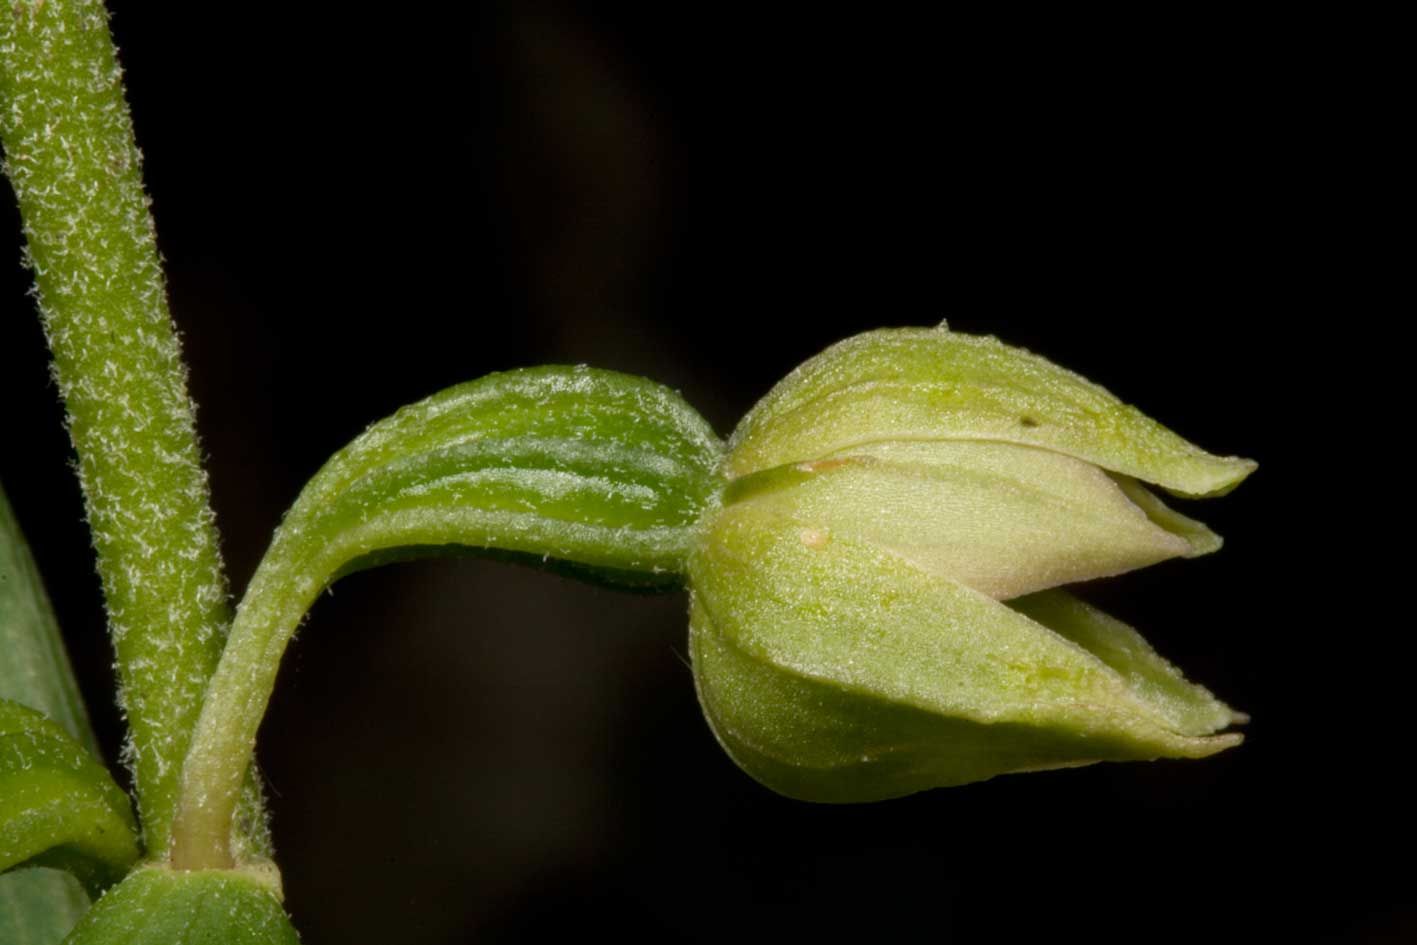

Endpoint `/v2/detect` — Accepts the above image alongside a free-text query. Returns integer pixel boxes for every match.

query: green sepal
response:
[725,326,1256,497]
[0,701,140,896]
[62,866,298,945]
[2,481,107,939]
[1007,590,1241,738]
[688,504,1242,801]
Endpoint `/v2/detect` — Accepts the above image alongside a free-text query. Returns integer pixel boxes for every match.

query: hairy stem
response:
[0,1,243,861]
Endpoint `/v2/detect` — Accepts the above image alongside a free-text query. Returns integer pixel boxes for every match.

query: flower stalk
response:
[170,367,724,868]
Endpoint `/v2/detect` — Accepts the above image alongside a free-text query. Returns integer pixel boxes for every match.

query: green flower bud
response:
[689,325,1253,800]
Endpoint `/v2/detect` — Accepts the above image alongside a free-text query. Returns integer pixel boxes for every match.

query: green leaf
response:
[0,868,89,945]
[0,485,100,756]
[2,481,107,941]
[0,701,140,896]
[63,866,299,945]
[171,365,724,868]
[726,325,1256,497]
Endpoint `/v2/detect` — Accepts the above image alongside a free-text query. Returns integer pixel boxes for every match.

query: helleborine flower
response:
[687,324,1255,800]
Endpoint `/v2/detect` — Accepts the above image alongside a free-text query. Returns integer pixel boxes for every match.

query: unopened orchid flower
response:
[687,324,1253,798]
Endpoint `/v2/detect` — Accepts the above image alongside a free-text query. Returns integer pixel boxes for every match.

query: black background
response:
[1,4,1399,943]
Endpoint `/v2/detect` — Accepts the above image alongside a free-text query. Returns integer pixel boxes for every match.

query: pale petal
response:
[723,439,1211,600]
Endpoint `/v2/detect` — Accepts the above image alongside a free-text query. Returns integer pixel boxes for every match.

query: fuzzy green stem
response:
[170,551,322,869]
[0,1,237,861]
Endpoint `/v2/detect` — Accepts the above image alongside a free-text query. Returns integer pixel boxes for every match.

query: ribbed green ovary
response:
[292,366,722,581]
[171,366,724,869]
